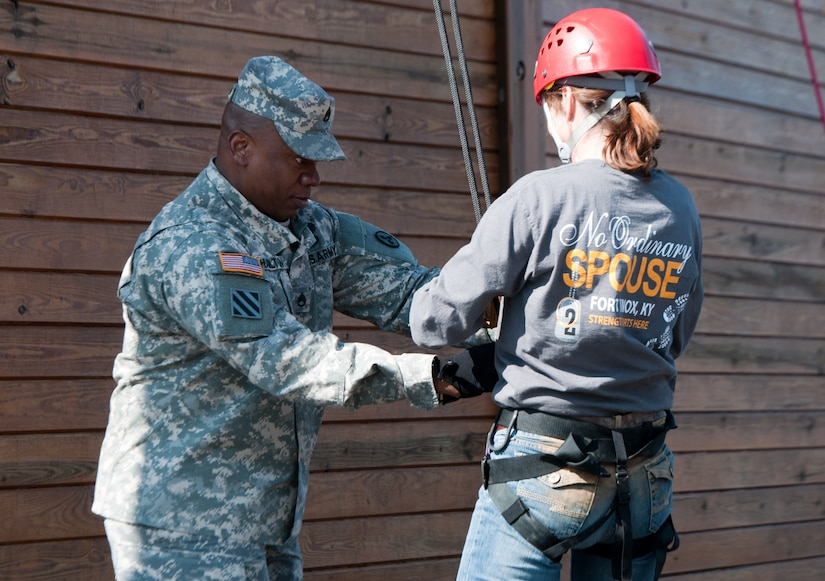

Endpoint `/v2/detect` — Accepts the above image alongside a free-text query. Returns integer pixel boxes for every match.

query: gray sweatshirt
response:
[411,160,703,416]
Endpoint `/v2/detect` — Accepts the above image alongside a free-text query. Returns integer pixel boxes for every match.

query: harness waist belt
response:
[496,408,674,459]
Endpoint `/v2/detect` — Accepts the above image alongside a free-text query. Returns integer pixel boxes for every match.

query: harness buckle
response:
[481,456,490,489]
[488,408,518,453]
[616,465,631,505]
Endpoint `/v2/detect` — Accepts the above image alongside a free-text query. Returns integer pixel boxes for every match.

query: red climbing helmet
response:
[533,8,661,103]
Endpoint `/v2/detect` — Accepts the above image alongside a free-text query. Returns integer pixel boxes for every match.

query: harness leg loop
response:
[611,429,633,581]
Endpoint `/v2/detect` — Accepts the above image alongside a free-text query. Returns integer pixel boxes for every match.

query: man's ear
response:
[227,130,252,165]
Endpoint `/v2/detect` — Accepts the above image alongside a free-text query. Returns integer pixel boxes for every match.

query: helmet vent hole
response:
[556,39,564,47]
[566,26,575,32]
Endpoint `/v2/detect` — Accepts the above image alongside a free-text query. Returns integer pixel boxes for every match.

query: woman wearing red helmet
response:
[411,8,703,580]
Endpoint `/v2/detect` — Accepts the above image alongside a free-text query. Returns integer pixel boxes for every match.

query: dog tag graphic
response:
[555,297,581,342]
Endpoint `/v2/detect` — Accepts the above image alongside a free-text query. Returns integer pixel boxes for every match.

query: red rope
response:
[794,0,825,134]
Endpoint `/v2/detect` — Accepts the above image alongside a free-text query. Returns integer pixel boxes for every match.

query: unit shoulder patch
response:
[230,288,263,319]
[374,230,400,248]
[214,274,273,339]
[336,212,416,265]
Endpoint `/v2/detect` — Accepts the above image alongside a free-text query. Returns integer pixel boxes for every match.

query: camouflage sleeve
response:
[330,211,439,335]
[134,230,439,409]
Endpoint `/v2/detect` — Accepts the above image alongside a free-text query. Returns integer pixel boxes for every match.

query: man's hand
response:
[434,375,462,402]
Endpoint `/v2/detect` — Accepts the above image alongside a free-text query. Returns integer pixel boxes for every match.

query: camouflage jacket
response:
[92,160,440,545]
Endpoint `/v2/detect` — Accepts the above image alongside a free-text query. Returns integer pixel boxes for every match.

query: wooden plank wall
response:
[538,1,825,579]
[2,0,823,579]
[0,0,500,579]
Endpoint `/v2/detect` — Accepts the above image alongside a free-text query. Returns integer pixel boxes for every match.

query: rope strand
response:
[794,0,825,135]
[449,0,493,212]
[433,0,489,223]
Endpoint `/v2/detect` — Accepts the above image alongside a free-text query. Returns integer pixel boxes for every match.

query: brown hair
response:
[544,87,662,177]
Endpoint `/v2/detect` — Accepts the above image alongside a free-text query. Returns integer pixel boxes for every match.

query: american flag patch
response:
[219,253,263,276]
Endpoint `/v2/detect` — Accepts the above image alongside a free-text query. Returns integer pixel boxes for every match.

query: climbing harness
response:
[482,408,679,580]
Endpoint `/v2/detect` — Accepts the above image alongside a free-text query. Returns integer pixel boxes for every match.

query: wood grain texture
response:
[0,0,823,578]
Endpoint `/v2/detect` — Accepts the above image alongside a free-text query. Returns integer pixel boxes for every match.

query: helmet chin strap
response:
[542,100,569,162]
[542,74,648,164]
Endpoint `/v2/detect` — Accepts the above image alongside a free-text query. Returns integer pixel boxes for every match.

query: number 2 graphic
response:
[555,298,581,342]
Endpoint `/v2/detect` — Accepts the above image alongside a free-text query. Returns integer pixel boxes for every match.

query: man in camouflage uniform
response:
[93,56,464,580]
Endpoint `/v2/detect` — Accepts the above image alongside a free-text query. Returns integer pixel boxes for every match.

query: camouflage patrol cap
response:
[228,56,346,161]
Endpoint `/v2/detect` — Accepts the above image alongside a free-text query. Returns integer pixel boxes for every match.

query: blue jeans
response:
[456,427,675,580]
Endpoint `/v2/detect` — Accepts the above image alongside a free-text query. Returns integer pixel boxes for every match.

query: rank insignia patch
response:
[220,252,263,276]
[230,288,262,319]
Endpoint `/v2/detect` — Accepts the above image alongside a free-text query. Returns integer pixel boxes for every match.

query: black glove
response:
[437,342,498,404]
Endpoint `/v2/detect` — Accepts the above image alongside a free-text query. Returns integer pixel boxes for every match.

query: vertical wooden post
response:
[495,0,546,191]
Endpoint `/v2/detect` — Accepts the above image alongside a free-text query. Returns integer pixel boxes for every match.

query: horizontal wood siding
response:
[0,0,498,579]
[537,1,825,578]
[2,0,823,579]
